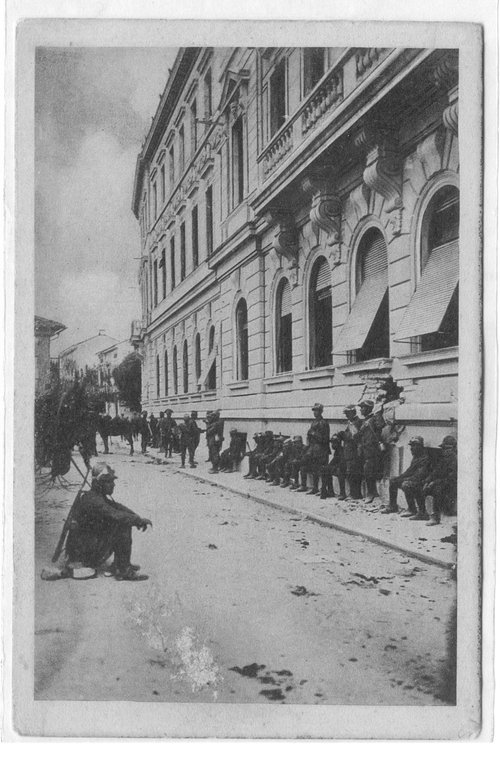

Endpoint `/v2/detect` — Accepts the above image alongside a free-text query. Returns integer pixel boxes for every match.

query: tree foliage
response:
[112,351,142,411]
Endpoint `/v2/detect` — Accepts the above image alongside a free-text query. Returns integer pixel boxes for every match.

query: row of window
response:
[150,186,213,308]
[155,325,217,398]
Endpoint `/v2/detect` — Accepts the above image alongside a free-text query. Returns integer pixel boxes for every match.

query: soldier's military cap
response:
[264,430,274,437]
[343,404,357,413]
[439,435,457,448]
[409,436,424,446]
[92,461,117,481]
[311,402,324,412]
[359,399,374,410]
[230,428,238,434]
[183,414,190,421]
[293,435,303,443]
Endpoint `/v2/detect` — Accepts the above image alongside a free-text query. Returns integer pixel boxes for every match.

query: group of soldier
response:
[241,401,457,526]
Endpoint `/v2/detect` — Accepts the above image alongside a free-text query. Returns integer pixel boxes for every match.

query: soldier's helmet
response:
[440,435,457,449]
[409,436,425,447]
[183,414,190,421]
[293,435,303,443]
[343,404,357,414]
[92,461,117,481]
[166,409,173,414]
[264,430,274,437]
[359,400,374,411]
[230,428,238,435]
[311,402,324,412]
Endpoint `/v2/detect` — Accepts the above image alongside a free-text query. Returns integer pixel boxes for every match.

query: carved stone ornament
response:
[302,174,343,264]
[362,137,403,236]
[274,215,299,267]
[443,85,458,136]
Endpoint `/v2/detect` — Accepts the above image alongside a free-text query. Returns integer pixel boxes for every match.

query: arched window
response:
[164,350,168,396]
[156,354,160,397]
[395,185,459,351]
[195,333,201,384]
[309,256,332,368]
[235,298,249,380]
[334,228,389,362]
[276,278,292,373]
[183,340,189,394]
[173,346,178,395]
[207,325,216,390]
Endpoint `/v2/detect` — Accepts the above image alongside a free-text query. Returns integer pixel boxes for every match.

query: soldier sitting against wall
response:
[266,436,292,485]
[256,432,283,480]
[243,432,265,479]
[219,429,246,473]
[248,431,274,479]
[423,435,457,526]
[284,436,306,489]
[319,433,347,500]
[381,436,430,519]
[296,403,330,495]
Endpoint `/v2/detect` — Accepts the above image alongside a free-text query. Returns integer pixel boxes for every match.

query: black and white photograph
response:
[5,2,493,741]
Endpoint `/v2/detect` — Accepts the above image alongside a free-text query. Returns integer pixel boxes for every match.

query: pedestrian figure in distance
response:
[65,462,152,581]
[178,414,191,468]
[139,411,151,454]
[296,403,330,495]
[149,413,159,448]
[357,399,385,504]
[340,404,363,500]
[381,436,430,519]
[206,410,224,473]
[423,435,457,526]
[97,411,112,454]
[157,411,166,452]
[186,410,202,466]
[162,408,177,458]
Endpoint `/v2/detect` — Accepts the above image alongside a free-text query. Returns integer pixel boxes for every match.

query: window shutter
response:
[314,258,331,291]
[362,233,387,279]
[279,280,292,316]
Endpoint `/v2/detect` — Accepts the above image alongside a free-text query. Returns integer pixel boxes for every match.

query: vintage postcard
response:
[4,3,494,741]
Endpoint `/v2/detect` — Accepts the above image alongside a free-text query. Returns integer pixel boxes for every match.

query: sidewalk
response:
[145,448,457,569]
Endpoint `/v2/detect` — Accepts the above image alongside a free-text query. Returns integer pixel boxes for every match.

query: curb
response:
[145,451,455,571]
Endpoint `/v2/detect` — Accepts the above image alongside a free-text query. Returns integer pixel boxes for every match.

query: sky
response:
[35,47,178,354]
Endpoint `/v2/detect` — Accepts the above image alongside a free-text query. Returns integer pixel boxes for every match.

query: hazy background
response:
[35,47,178,353]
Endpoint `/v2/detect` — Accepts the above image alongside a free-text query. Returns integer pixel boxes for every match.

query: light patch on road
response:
[173,627,221,698]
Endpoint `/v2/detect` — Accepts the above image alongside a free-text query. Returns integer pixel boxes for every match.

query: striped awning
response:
[395,240,459,340]
[333,273,388,352]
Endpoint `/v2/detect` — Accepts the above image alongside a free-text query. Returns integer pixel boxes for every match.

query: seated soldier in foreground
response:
[285,436,306,489]
[320,433,347,500]
[65,462,152,581]
[267,437,292,485]
[219,429,246,472]
[243,432,265,479]
[423,435,457,526]
[381,436,430,519]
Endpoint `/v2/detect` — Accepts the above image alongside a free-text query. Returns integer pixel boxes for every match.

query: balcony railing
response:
[301,69,343,135]
[263,124,294,177]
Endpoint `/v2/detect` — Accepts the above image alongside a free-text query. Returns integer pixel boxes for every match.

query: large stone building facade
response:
[132,46,460,463]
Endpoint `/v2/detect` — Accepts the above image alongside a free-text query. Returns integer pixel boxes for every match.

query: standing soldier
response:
[149,413,159,448]
[320,433,347,500]
[297,403,330,495]
[157,411,166,452]
[423,435,457,526]
[340,404,363,500]
[284,435,306,489]
[186,411,202,467]
[163,409,177,458]
[357,399,386,504]
[206,410,224,473]
[177,414,192,468]
[139,411,151,454]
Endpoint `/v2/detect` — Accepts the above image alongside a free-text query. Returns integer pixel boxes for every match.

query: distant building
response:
[58,331,118,384]
[97,339,135,415]
[35,316,66,395]
[132,46,460,460]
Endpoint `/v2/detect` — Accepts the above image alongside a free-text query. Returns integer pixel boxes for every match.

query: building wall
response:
[133,46,460,469]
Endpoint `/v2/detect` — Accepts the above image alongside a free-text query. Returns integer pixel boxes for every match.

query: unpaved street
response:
[35,448,456,704]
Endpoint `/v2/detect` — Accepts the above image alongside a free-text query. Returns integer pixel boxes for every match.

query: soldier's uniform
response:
[244,433,265,479]
[254,431,276,478]
[185,413,201,466]
[285,436,306,489]
[177,415,193,468]
[268,438,294,485]
[139,412,151,454]
[149,414,159,448]
[206,411,224,473]
[382,436,430,518]
[297,403,330,494]
[219,429,244,472]
[357,400,386,503]
[320,434,347,500]
[340,404,363,500]
[423,436,457,525]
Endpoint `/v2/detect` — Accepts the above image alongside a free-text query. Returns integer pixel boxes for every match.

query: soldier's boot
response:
[336,473,347,500]
[348,476,363,500]
[400,489,417,517]
[320,473,333,500]
[426,499,441,526]
[280,476,290,488]
[409,493,429,520]
[364,478,378,504]
[307,473,319,495]
[296,470,308,492]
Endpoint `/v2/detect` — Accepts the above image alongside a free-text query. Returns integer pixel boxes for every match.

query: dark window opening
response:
[421,284,459,352]
[173,346,178,395]
[156,355,160,397]
[183,341,189,394]
[207,325,216,390]
[180,222,186,281]
[169,146,175,187]
[270,59,287,137]
[303,48,325,95]
[170,237,176,290]
[232,115,245,207]
[206,186,213,256]
[277,279,293,373]
[428,188,460,254]
[204,69,212,128]
[153,259,158,307]
[164,350,168,396]
[195,333,201,383]
[309,257,332,368]
[236,299,249,381]
[191,99,198,154]
[179,126,185,174]
[160,165,165,203]
[160,249,166,299]
[355,290,390,362]
[192,206,199,268]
